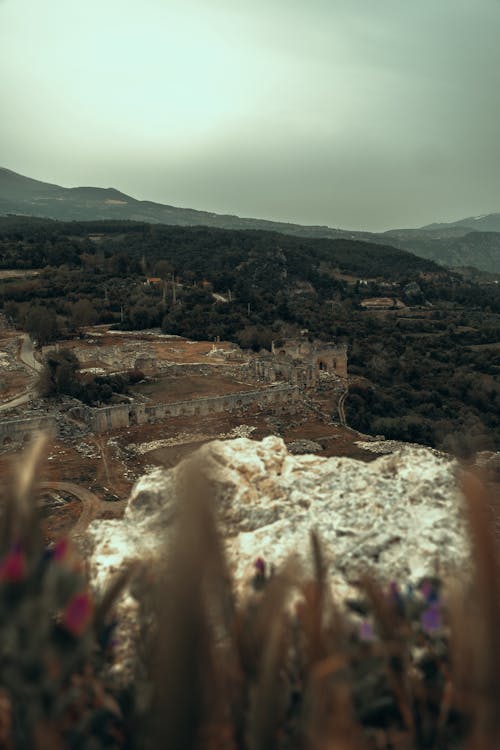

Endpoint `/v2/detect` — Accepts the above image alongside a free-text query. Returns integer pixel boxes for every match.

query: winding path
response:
[338,387,348,427]
[0,390,31,412]
[0,336,41,413]
[19,334,42,372]
[39,481,102,535]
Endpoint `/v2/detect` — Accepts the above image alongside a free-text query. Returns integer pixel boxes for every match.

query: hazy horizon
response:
[2,0,500,232]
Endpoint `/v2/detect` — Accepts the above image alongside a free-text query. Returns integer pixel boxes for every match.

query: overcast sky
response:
[1,0,500,231]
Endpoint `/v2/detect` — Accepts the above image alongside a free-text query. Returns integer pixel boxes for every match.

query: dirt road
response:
[0,390,31,412]
[39,481,101,535]
[338,388,348,427]
[19,334,42,372]
[0,336,41,412]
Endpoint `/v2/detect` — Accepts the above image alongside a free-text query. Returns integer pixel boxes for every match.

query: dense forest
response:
[1,217,499,452]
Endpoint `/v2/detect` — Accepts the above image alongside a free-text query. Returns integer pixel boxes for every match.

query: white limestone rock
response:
[87,436,469,598]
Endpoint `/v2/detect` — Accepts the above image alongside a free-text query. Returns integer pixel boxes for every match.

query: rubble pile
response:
[286,439,323,454]
[126,425,257,456]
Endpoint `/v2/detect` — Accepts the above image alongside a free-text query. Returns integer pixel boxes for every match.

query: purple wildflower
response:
[254,557,266,576]
[61,592,93,636]
[0,545,26,583]
[359,620,374,642]
[53,538,69,562]
[251,557,267,591]
[405,583,415,599]
[389,581,400,599]
[420,579,439,604]
[421,603,442,633]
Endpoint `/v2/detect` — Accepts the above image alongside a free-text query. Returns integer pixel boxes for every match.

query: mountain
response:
[2,167,500,273]
[0,167,353,236]
[422,213,500,233]
[380,228,500,272]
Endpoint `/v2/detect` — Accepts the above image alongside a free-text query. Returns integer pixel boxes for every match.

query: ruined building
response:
[251,338,347,388]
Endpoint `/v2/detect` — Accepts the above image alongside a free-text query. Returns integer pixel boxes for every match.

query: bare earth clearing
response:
[131,374,265,403]
[0,325,382,541]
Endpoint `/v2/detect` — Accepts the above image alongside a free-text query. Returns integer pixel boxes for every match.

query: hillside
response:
[0,216,440,280]
[1,217,499,452]
[0,167,352,236]
[380,228,500,272]
[2,167,500,273]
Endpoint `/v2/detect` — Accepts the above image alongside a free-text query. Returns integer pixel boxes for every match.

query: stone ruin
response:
[251,354,317,388]
[133,356,157,376]
[0,415,57,448]
[272,338,348,377]
[250,337,348,388]
[70,385,299,434]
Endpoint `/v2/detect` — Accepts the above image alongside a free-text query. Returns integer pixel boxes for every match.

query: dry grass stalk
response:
[299,533,364,750]
[0,433,48,555]
[3,437,500,750]
[452,472,500,750]
[361,577,415,738]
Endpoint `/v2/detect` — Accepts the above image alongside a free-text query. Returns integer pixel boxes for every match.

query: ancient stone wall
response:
[250,358,317,388]
[271,338,348,379]
[133,356,158,376]
[0,415,57,447]
[71,385,299,434]
[315,343,348,378]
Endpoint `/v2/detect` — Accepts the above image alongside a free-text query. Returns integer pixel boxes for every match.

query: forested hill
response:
[1,217,499,453]
[3,167,500,273]
[0,216,441,282]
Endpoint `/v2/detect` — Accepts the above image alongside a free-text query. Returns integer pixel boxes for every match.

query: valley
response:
[4,2,500,744]
[0,321,382,540]
[0,216,499,542]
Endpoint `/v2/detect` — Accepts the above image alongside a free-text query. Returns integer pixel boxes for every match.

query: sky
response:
[1,0,500,231]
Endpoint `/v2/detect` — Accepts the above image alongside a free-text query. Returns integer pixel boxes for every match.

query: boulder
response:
[87,436,469,598]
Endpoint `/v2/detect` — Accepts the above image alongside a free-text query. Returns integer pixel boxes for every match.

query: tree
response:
[38,350,80,398]
[154,260,174,279]
[236,325,273,352]
[70,299,98,330]
[24,306,59,347]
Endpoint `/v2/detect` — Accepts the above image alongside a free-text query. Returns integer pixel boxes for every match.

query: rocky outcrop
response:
[87,436,469,598]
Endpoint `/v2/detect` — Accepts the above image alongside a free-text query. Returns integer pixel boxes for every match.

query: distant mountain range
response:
[2,166,500,273]
[423,214,500,233]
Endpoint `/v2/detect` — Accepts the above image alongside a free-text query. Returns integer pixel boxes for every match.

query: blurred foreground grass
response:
[0,435,499,749]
